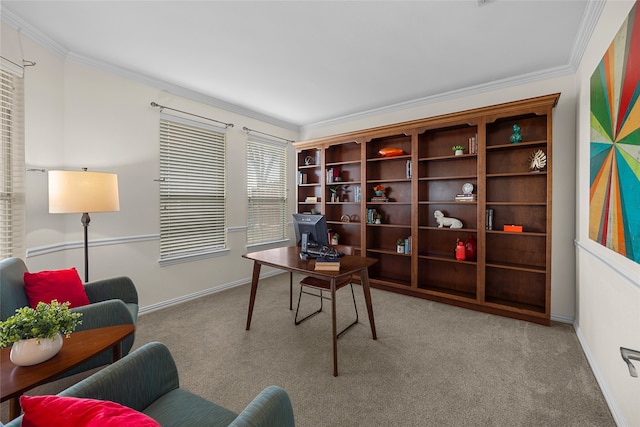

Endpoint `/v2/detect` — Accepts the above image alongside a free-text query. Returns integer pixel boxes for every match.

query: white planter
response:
[397,245,405,253]
[10,334,63,366]
[454,150,463,156]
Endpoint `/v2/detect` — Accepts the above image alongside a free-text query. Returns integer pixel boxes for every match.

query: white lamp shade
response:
[49,170,120,213]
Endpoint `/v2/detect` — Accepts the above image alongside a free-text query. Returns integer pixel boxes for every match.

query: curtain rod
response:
[150,102,234,128]
[242,126,294,143]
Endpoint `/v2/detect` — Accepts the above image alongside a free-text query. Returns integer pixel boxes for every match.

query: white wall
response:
[574,1,640,425]
[303,75,579,323]
[14,26,298,311]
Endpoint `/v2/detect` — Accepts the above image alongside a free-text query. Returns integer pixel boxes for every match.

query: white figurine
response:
[434,210,463,229]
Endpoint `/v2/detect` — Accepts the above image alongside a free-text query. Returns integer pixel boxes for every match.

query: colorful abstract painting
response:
[590,1,640,264]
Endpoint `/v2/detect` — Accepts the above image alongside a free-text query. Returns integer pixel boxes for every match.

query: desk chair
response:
[295,245,359,338]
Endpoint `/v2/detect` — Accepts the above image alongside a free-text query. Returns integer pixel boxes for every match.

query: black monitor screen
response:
[292,213,330,249]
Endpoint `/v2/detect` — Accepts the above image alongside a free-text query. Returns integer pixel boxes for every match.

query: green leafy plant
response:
[0,300,83,348]
[452,145,465,152]
[396,238,405,245]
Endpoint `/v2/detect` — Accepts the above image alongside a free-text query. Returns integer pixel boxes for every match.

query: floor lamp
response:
[48,169,120,282]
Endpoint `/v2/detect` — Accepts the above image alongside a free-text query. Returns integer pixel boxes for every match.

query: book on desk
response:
[314,257,341,271]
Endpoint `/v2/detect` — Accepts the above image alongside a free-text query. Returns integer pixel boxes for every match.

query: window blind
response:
[0,69,25,259]
[247,137,288,245]
[159,115,226,264]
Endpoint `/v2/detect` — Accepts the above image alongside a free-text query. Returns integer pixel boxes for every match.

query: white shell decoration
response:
[528,149,547,171]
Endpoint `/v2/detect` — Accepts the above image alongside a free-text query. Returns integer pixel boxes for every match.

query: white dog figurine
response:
[434,210,463,228]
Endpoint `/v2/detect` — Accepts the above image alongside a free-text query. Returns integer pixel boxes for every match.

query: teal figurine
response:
[510,124,523,143]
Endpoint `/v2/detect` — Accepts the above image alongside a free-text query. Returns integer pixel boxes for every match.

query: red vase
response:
[455,241,466,261]
[465,235,477,261]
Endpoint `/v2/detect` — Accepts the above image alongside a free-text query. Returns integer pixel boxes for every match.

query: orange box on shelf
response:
[503,225,523,232]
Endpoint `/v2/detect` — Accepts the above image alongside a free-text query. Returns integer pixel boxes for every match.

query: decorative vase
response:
[465,235,477,261]
[374,190,384,197]
[397,245,404,254]
[10,334,63,366]
[455,241,466,261]
[510,124,523,143]
[331,237,339,245]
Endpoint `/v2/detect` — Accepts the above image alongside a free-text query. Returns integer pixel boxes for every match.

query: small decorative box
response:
[503,225,523,232]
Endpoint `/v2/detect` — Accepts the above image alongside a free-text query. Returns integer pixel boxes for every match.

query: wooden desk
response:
[1,324,135,420]
[243,246,377,376]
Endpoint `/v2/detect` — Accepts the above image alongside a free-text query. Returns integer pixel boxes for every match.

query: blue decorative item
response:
[509,124,523,143]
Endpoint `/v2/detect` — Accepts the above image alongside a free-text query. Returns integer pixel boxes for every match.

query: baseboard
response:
[138,269,285,315]
[573,322,628,426]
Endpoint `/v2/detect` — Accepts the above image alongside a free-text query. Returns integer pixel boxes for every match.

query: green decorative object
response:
[0,300,83,348]
[510,124,523,143]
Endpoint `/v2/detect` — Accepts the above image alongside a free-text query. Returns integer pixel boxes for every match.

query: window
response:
[159,115,227,265]
[0,69,25,259]
[246,137,288,245]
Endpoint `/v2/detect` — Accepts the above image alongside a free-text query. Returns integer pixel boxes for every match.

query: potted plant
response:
[331,232,340,245]
[452,145,465,156]
[373,184,385,197]
[0,300,83,366]
[329,186,339,202]
[396,238,405,253]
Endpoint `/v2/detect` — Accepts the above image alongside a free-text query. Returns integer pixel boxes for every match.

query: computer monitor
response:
[292,213,330,258]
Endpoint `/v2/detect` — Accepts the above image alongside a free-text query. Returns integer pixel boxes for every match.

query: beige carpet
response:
[2,273,614,426]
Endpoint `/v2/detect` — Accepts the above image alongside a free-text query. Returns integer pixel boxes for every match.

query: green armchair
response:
[0,257,138,377]
[6,342,296,427]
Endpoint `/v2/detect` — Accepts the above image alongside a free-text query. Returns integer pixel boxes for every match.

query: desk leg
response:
[9,397,20,420]
[331,277,338,377]
[246,261,262,330]
[360,267,377,340]
[289,271,293,310]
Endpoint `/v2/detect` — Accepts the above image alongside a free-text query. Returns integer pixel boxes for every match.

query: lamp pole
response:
[81,212,90,282]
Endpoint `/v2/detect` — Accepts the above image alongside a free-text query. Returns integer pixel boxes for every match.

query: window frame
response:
[246,135,289,247]
[0,68,25,259]
[158,113,229,266]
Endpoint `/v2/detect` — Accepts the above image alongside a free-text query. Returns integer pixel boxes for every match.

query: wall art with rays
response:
[590,0,640,264]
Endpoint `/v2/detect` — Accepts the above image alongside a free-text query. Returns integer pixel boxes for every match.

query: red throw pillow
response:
[23,268,90,308]
[20,395,161,427]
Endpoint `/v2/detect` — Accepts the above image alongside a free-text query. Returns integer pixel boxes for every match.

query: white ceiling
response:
[2,1,599,129]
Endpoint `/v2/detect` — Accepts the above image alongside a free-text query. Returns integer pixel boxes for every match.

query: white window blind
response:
[159,115,226,265]
[0,69,25,259]
[247,137,288,245]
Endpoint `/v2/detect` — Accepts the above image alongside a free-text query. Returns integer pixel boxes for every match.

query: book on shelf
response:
[371,196,389,202]
[486,209,494,230]
[454,194,477,202]
[468,134,478,154]
[354,186,361,202]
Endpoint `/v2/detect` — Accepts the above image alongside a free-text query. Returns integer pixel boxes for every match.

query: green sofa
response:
[6,342,295,426]
[0,257,138,377]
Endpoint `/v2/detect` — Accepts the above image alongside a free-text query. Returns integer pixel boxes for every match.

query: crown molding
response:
[1,7,300,133]
[3,2,604,135]
[301,1,604,134]
[301,64,574,135]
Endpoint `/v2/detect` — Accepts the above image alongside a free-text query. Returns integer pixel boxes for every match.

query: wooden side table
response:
[1,324,135,421]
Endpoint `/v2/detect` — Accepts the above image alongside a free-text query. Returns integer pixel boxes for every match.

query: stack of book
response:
[314,257,341,271]
[454,193,477,202]
[371,196,389,202]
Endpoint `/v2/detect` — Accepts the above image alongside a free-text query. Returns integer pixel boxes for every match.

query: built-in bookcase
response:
[294,94,559,325]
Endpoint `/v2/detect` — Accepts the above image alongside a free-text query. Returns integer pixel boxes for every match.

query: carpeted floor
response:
[2,273,615,426]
